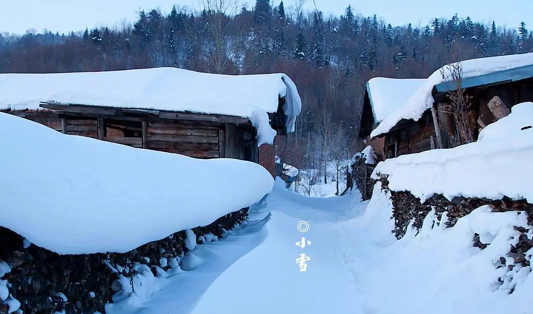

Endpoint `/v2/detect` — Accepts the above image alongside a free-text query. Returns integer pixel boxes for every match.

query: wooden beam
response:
[66,125,97,133]
[97,118,105,139]
[147,134,219,144]
[61,118,67,134]
[430,107,443,149]
[147,127,219,137]
[148,142,218,151]
[487,96,510,120]
[122,108,160,116]
[142,121,148,149]
[103,137,143,147]
[41,103,117,115]
[159,111,250,125]
[219,129,225,158]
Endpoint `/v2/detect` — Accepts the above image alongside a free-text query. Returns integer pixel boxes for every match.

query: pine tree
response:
[518,22,528,52]
[253,0,272,25]
[278,1,285,22]
[294,29,307,60]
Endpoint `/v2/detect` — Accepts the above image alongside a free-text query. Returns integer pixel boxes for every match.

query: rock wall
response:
[0,208,248,314]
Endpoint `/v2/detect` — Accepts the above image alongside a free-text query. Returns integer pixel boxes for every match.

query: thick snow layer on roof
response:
[367,78,425,122]
[0,113,274,255]
[372,102,533,203]
[371,52,533,138]
[0,67,302,145]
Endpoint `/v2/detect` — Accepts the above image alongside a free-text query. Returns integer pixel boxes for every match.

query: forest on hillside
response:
[1,0,532,178]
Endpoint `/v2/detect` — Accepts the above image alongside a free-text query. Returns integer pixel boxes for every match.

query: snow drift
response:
[0,67,302,145]
[0,113,274,255]
[362,184,533,314]
[371,52,533,138]
[372,102,533,203]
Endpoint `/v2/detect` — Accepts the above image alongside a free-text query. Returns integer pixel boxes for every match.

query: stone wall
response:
[0,208,248,314]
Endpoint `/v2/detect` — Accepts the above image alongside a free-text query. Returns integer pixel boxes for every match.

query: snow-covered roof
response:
[0,67,302,144]
[371,52,533,138]
[0,112,274,254]
[372,102,533,203]
[367,78,425,122]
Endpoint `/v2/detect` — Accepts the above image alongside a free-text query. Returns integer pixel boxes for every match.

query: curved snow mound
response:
[372,102,533,203]
[478,102,533,141]
[0,67,302,145]
[0,113,274,255]
[372,52,533,138]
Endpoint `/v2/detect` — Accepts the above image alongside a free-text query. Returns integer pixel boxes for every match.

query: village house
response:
[0,67,302,176]
[359,77,425,161]
[369,53,533,159]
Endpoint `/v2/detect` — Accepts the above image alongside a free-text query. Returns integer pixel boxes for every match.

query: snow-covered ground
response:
[108,178,533,314]
[292,161,350,197]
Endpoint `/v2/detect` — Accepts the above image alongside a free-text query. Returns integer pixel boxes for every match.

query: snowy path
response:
[190,184,375,314]
[109,179,396,314]
[108,180,533,314]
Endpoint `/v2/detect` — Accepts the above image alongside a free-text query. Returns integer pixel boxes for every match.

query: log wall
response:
[5,111,259,161]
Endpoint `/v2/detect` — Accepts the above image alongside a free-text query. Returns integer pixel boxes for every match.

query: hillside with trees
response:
[1,0,532,180]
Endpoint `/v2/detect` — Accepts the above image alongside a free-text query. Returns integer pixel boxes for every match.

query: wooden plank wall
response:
[147,121,221,158]
[64,119,98,138]
[7,111,261,161]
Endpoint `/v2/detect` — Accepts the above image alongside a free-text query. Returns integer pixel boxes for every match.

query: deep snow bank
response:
[363,184,533,314]
[0,113,273,254]
[372,102,533,203]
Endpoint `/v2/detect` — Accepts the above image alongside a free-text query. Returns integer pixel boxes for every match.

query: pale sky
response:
[0,0,531,35]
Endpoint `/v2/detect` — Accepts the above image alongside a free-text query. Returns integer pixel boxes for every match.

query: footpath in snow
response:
[111,178,533,314]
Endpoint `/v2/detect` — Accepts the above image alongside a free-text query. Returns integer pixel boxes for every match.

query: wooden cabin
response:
[0,68,302,176]
[359,77,425,161]
[369,54,533,159]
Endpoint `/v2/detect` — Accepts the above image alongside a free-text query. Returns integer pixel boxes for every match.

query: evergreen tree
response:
[253,0,272,25]
[294,29,307,60]
[278,1,285,22]
[518,22,528,52]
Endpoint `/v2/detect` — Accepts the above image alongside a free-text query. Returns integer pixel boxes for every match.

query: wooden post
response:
[61,118,67,134]
[487,96,510,120]
[218,129,225,158]
[142,121,148,149]
[430,107,443,149]
[97,118,105,139]
[363,164,368,200]
[430,135,435,149]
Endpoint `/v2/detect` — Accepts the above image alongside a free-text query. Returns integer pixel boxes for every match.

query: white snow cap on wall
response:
[0,113,274,255]
[0,67,302,145]
[367,77,425,122]
[371,52,533,138]
[372,102,533,203]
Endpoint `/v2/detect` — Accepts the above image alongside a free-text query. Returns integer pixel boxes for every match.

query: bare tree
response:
[329,124,350,195]
[201,0,240,73]
[439,60,474,146]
